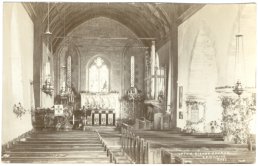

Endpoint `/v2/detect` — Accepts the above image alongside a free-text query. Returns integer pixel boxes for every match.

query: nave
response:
[2,2,256,164]
[2,127,131,164]
[2,126,256,164]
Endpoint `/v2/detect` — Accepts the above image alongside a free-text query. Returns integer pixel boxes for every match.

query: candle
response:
[130,56,135,87]
[45,62,50,75]
[62,81,66,91]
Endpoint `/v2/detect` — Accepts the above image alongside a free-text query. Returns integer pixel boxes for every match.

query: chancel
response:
[2,1,256,164]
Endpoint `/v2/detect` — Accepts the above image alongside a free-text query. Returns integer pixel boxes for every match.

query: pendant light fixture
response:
[233,5,244,96]
[42,2,54,96]
[45,2,52,35]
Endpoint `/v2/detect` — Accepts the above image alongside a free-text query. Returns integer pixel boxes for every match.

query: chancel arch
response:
[55,42,81,94]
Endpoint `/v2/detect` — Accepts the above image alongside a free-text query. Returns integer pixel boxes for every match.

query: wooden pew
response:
[135,118,153,130]
[175,151,256,164]
[121,125,255,164]
[95,128,132,164]
[121,123,150,164]
[161,148,256,164]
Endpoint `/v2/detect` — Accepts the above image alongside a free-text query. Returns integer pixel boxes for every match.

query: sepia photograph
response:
[1,0,257,164]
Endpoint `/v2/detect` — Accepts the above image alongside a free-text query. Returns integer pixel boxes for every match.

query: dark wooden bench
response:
[174,150,256,164]
[161,148,255,164]
[95,128,132,164]
[121,123,149,164]
[135,118,152,130]
[121,124,255,164]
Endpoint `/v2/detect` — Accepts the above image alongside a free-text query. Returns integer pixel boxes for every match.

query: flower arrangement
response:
[209,120,221,133]
[120,88,145,121]
[183,125,197,133]
[220,96,256,144]
[120,88,145,102]
[186,117,205,126]
[54,105,73,131]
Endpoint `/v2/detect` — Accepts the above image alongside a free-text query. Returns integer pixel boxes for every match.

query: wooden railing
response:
[121,123,149,164]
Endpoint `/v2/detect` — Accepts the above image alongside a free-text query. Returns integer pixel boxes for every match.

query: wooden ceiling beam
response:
[176,4,205,25]
[51,6,157,52]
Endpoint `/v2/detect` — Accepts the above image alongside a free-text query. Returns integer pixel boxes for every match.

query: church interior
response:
[2,2,257,164]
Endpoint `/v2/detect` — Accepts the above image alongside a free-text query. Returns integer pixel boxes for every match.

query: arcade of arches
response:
[2,2,256,164]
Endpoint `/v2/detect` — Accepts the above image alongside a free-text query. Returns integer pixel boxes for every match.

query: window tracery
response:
[89,57,109,92]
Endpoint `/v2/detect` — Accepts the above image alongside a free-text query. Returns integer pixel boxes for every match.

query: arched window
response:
[66,55,72,88]
[89,57,109,92]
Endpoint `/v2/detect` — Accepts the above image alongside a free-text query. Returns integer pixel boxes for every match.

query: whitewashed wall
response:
[177,4,256,131]
[2,3,34,144]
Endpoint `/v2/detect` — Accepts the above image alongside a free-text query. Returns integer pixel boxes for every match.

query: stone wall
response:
[56,17,145,94]
[54,17,146,108]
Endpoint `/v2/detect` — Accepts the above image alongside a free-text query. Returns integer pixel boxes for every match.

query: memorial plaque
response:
[191,108,199,122]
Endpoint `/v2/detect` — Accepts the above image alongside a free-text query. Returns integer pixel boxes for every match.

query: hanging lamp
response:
[44,2,52,35]
[42,2,54,96]
[233,6,244,96]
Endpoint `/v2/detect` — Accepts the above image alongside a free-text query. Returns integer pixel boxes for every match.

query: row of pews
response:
[161,147,255,164]
[92,126,133,164]
[120,123,256,164]
[121,123,149,164]
[2,130,112,163]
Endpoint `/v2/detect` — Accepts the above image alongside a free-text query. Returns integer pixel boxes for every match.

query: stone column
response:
[150,41,156,99]
[169,24,178,128]
[41,34,54,108]
[166,45,172,113]
[33,20,43,107]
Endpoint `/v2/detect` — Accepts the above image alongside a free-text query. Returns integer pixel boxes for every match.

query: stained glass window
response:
[89,57,109,92]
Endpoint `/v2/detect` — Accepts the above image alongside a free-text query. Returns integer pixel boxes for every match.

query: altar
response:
[80,92,120,125]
